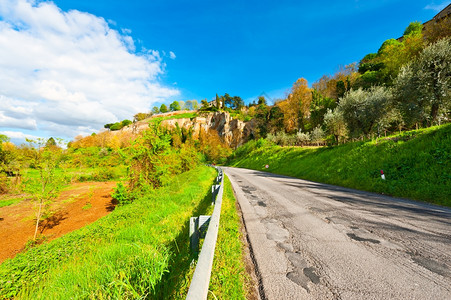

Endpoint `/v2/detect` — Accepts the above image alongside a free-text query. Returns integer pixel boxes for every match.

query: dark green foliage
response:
[104,119,133,131]
[268,106,285,133]
[160,104,168,113]
[254,100,269,138]
[310,89,337,128]
[121,119,132,127]
[169,101,181,111]
[112,182,132,206]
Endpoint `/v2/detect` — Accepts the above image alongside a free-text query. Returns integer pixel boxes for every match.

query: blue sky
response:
[0,0,449,144]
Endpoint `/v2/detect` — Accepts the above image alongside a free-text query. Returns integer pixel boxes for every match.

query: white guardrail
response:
[186,166,224,300]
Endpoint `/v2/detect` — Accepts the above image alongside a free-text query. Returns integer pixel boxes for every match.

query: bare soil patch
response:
[0,181,117,263]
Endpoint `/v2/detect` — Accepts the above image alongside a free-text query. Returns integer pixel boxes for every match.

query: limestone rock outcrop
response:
[160,112,254,148]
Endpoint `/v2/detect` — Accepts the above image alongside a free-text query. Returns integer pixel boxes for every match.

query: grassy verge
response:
[228,124,451,207]
[0,166,216,299]
[208,175,252,299]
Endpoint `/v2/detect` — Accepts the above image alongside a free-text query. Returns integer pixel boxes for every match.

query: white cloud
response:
[424,1,449,12]
[169,51,176,59]
[0,0,179,143]
[0,130,42,145]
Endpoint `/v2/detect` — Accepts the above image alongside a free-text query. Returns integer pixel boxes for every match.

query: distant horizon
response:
[0,0,449,145]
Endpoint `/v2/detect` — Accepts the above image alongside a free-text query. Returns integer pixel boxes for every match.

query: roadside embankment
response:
[228,124,451,207]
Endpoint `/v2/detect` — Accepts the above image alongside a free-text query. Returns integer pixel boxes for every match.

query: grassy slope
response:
[0,165,250,299]
[0,166,215,299]
[208,175,252,299]
[229,124,451,207]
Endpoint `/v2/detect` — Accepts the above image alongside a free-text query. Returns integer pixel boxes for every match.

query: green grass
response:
[0,166,217,299]
[208,175,252,299]
[228,124,451,207]
[149,112,198,124]
[0,196,25,208]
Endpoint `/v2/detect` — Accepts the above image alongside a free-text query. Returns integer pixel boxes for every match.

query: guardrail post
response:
[190,217,200,254]
[211,184,220,205]
[190,215,211,254]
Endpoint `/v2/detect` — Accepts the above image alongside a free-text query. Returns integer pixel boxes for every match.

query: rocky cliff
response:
[160,111,254,148]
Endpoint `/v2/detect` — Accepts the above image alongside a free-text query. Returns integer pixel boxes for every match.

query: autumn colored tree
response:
[279,78,312,132]
[313,64,358,100]
[134,112,151,122]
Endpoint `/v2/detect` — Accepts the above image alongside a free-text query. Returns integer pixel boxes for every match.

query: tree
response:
[104,123,115,130]
[134,112,151,122]
[169,101,181,112]
[232,96,244,110]
[403,21,423,36]
[184,100,193,111]
[254,97,269,138]
[45,137,57,148]
[310,89,337,129]
[268,106,284,133]
[313,64,359,99]
[223,93,233,108]
[393,37,451,127]
[324,108,347,144]
[160,104,168,113]
[152,106,160,114]
[25,138,65,241]
[215,94,221,109]
[121,119,132,127]
[338,87,393,138]
[310,126,325,146]
[201,99,209,110]
[191,100,199,110]
[280,78,312,132]
[109,123,122,131]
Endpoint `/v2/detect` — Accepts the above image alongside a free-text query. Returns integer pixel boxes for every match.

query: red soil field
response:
[0,182,116,263]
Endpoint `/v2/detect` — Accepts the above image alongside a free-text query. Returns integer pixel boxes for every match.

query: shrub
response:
[112,182,132,206]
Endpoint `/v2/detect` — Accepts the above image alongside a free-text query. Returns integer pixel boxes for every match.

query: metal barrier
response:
[186,166,224,300]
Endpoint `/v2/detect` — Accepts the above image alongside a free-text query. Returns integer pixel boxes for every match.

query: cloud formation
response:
[0,0,179,142]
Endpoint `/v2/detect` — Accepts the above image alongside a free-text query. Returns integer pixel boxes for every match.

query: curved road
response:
[224,167,451,300]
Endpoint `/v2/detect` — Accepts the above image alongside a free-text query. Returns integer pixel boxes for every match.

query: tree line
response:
[249,20,450,145]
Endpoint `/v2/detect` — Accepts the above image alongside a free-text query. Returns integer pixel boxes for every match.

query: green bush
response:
[111,182,132,206]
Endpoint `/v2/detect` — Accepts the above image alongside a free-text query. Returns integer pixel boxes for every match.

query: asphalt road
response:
[224,167,451,300]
